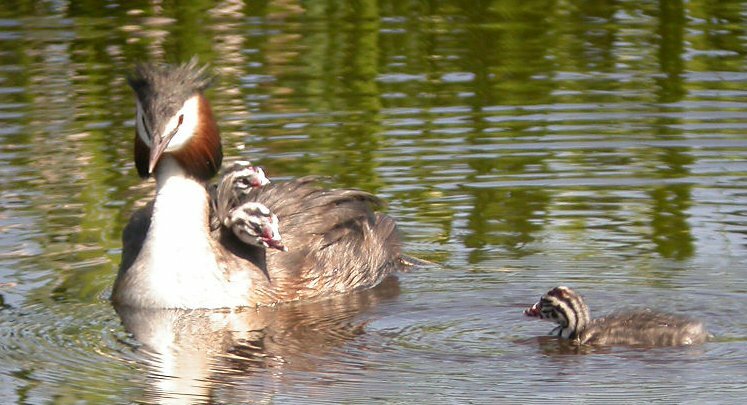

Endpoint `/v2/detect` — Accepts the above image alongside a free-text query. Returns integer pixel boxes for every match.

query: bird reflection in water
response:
[114,276,400,403]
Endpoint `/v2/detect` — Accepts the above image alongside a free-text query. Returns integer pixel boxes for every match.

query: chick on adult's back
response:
[112,59,405,309]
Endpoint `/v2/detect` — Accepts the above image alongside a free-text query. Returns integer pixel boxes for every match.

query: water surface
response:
[1,0,746,403]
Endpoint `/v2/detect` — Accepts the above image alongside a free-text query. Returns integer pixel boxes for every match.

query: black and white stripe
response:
[537,286,591,340]
[525,286,710,346]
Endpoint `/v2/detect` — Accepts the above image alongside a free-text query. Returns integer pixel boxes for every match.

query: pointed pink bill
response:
[263,238,287,252]
[524,302,542,317]
[261,221,287,252]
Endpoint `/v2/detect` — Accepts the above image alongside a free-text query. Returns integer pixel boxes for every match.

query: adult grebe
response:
[524,286,710,346]
[112,59,405,309]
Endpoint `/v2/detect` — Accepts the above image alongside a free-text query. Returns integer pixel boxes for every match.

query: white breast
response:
[125,158,251,308]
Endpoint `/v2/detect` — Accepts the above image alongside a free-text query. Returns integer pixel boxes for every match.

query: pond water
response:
[1,0,747,403]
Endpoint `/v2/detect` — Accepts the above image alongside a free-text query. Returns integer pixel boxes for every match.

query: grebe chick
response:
[524,286,709,347]
[112,59,406,309]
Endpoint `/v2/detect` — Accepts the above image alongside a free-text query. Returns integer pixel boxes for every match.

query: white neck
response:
[150,157,215,264]
[124,157,251,308]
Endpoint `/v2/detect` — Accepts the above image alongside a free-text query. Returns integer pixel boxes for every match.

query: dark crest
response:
[128,57,213,105]
[128,58,214,137]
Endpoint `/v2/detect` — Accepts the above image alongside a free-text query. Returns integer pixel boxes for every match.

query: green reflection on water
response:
[1,0,746,399]
[0,0,739,286]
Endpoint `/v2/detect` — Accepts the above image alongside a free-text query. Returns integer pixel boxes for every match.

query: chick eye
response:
[236,177,252,189]
[178,114,184,125]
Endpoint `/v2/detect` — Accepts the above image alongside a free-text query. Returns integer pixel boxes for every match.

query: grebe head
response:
[128,58,222,181]
[524,286,591,340]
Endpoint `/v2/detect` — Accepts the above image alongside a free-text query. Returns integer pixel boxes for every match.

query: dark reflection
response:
[457,0,554,261]
[524,336,610,356]
[115,276,399,403]
[649,184,694,260]
[522,335,707,361]
[648,0,694,261]
[646,126,695,262]
[566,0,618,73]
[656,0,686,102]
[0,292,8,310]
[465,188,550,262]
[305,1,384,191]
[698,0,746,63]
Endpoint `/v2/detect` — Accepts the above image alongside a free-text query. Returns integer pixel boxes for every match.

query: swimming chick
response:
[524,286,709,346]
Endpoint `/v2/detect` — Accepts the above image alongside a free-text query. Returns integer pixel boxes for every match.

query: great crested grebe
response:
[524,286,710,347]
[112,59,405,309]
